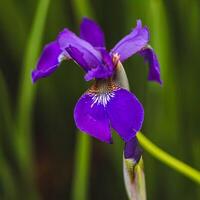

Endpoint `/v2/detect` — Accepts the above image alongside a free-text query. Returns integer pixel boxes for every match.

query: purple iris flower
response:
[32,18,161,148]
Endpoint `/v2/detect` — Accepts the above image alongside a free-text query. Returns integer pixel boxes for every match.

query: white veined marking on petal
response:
[90,92,115,108]
[58,52,67,63]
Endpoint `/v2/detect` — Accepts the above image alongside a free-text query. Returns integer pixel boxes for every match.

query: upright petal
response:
[32,41,65,83]
[74,93,112,143]
[140,46,162,84]
[107,89,144,142]
[58,28,102,70]
[110,20,149,62]
[66,46,92,71]
[83,49,114,81]
[66,46,114,80]
[80,17,105,48]
[100,48,114,70]
[84,65,113,81]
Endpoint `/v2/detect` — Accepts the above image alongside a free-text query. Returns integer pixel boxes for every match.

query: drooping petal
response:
[107,89,144,142]
[58,28,102,70]
[32,41,65,83]
[74,92,112,143]
[80,17,105,48]
[139,46,162,84]
[124,137,142,163]
[110,20,149,62]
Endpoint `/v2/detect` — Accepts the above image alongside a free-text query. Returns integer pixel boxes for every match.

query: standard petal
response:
[66,46,91,71]
[84,49,114,81]
[80,17,105,48]
[74,93,112,143]
[124,137,142,164]
[100,48,114,70]
[110,20,149,62]
[139,46,162,84]
[58,28,102,69]
[107,89,144,142]
[84,65,113,81]
[32,41,64,83]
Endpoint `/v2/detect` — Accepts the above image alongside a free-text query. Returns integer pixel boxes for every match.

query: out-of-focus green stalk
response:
[71,1,94,200]
[15,0,51,198]
[146,0,179,148]
[0,0,27,58]
[144,1,181,198]
[0,71,17,199]
[137,132,200,184]
[71,133,91,200]
[0,150,18,199]
[16,0,50,165]
[0,70,13,133]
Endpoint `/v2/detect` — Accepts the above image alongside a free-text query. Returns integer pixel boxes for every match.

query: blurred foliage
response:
[0,0,200,199]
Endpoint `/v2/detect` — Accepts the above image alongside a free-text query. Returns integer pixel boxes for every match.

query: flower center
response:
[87,79,119,107]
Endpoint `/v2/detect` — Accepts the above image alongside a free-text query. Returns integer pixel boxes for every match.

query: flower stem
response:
[16,0,51,160]
[137,132,200,184]
[71,132,91,200]
[15,0,51,198]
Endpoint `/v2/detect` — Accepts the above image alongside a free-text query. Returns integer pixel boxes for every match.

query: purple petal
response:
[84,65,113,81]
[107,89,144,142]
[58,28,102,69]
[74,93,112,143]
[100,48,114,70]
[66,46,91,71]
[80,17,105,48]
[140,46,162,84]
[124,137,142,164]
[110,20,149,62]
[66,46,114,80]
[32,41,64,83]
[84,49,114,81]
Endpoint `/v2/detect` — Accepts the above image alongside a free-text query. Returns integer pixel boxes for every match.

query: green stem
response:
[137,132,200,184]
[71,133,91,200]
[0,70,13,134]
[16,0,51,167]
[14,0,51,198]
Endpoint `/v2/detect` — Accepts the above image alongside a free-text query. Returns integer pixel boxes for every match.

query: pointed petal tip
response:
[81,16,93,23]
[111,19,149,62]
[31,69,45,83]
[80,17,105,48]
[79,128,113,144]
[148,77,163,85]
[31,40,63,82]
[136,19,142,28]
[157,79,163,85]
[31,70,37,83]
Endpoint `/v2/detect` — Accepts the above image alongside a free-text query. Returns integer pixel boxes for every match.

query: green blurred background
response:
[0,0,200,199]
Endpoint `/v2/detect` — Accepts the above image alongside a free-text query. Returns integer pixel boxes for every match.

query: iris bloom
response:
[32,18,161,153]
